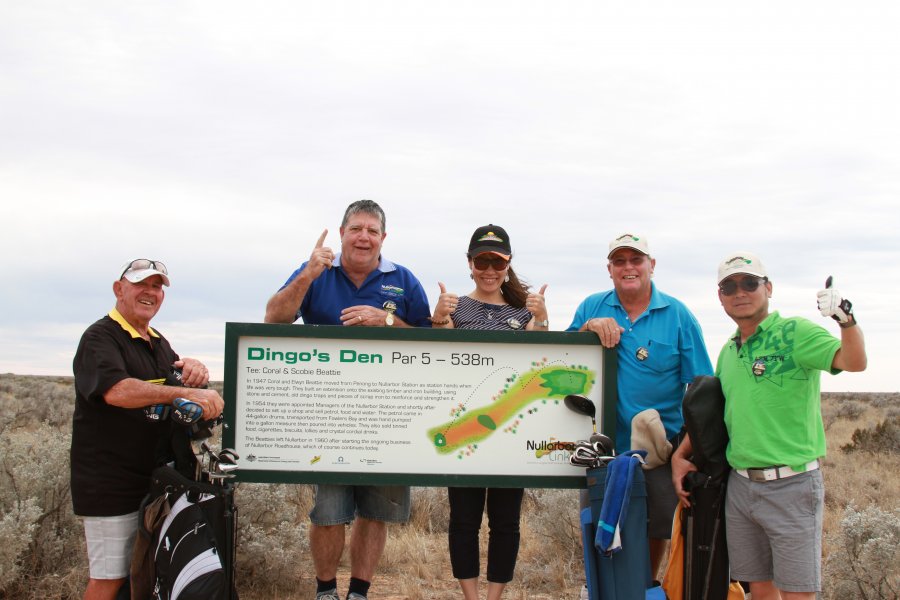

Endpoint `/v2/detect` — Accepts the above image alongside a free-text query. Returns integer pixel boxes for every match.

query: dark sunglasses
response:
[472,255,510,271]
[719,276,767,296]
[120,259,168,279]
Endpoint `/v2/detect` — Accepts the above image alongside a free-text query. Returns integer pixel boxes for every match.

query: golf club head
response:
[564,394,598,433]
[206,472,235,484]
[589,433,614,456]
[216,463,239,473]
[219,448,240,460]
[569,454,595,468]
[217,453,237,466]
[573,446,599,462]
[564,394,596,419]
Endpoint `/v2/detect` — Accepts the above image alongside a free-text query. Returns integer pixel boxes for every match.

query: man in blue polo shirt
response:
[265,199,431,600]
[567,233,713,578]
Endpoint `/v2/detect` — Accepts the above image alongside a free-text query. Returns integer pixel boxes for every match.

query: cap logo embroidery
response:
[616,234,639,242]
[726,256,753,267]
[477,232,505,243]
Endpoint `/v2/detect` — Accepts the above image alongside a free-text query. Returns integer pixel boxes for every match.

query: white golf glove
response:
[817,276,854,325]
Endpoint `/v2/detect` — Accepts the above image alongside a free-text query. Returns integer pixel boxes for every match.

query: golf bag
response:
[677,375,732,600]
[583,462,652,600]
[132,464,238,600]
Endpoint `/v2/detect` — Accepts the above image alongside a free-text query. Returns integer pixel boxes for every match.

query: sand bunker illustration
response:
[428,359,595,456]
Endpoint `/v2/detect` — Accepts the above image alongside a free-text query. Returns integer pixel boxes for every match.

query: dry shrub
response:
[408,486,450,533]
[233,482,313,597]
[0,374,73,433]
[515,488,582,591]
[0,421,83,599]
[841,416,900,456]
[824,504,900,600]
[867,393,900,409]
[823,399,867,430]
[382,524,443,580]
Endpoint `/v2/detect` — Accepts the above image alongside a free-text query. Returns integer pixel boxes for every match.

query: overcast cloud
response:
[1,1,898,391]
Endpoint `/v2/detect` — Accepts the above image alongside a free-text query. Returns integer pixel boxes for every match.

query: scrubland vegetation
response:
[1,374,897,599]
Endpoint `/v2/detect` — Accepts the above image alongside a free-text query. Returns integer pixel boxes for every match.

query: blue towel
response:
[595,450,646,554]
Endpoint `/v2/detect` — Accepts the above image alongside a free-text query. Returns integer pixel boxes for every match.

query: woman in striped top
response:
[432,224,549,600]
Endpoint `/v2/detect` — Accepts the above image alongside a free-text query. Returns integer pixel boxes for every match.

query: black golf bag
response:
[131,417,239,600]
[132,463,238,600]
[679,375,732,600]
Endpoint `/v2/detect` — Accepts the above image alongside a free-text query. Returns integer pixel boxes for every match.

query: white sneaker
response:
[579,584,590,600]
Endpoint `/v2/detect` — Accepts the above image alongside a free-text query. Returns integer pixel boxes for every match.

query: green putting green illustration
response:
[428,359,595,456]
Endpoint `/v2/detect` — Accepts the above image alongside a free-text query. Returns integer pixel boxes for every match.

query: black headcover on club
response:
[682,375,730,487]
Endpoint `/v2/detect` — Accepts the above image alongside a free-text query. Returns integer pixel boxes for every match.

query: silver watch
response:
[534,319,549,327]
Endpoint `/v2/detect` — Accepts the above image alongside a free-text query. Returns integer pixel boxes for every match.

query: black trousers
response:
[447,487,525,583]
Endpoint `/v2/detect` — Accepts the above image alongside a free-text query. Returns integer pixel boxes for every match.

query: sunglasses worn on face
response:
[719,276,767,296]
[609,256,647,268]
[472,255,509,271]
[121,259,168,279]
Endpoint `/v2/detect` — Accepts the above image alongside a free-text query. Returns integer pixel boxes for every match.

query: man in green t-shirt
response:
[671,251,867,600]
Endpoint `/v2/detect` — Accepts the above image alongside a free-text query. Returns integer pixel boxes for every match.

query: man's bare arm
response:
[105,378,224,419]
[265,229,333,324]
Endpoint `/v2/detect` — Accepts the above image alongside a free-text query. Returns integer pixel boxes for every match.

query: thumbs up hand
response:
[817,276,854,326]
[526,284,549,326]
[432,282,459,326]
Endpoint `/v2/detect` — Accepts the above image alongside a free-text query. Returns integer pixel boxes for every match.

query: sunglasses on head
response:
[719,276,767,296]
[120,259,168,280]
[471,255,509,271]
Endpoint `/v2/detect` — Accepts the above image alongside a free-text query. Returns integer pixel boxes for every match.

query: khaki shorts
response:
[83,511,139,579]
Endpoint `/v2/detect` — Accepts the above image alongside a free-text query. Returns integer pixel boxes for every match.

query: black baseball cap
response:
[468,224,512,259]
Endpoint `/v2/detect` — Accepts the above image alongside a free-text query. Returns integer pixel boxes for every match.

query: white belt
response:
[735,459,820,482]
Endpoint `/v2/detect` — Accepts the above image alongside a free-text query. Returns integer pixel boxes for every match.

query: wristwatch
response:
[383,300,397,326]
[533,319,549,327]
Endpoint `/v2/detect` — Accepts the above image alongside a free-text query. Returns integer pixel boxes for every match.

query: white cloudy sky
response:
[1,1,897,392]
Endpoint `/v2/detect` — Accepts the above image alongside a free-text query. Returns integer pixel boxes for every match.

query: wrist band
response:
[430,317,450,325]
[839,316,857,329]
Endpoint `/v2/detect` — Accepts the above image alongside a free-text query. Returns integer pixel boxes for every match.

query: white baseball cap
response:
[118,259,170,286]
[717,251,767,284]
[608,233,650,258]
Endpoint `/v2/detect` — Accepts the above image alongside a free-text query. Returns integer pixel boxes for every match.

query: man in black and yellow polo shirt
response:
[71,259,224,600]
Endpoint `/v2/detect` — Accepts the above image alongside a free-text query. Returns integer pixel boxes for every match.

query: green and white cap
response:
[717,251,767,284]
[607,233,650,258]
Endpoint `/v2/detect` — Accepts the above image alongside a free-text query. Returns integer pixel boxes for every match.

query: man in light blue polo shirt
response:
[567,232,713,577]
[265,199,431,600]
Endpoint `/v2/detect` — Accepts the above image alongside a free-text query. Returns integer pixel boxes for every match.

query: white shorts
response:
[83,511,139,579]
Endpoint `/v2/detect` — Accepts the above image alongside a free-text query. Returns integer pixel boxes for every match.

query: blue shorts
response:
[309,484,410,525]
[726,469,824,592]
[82,511,139,579]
